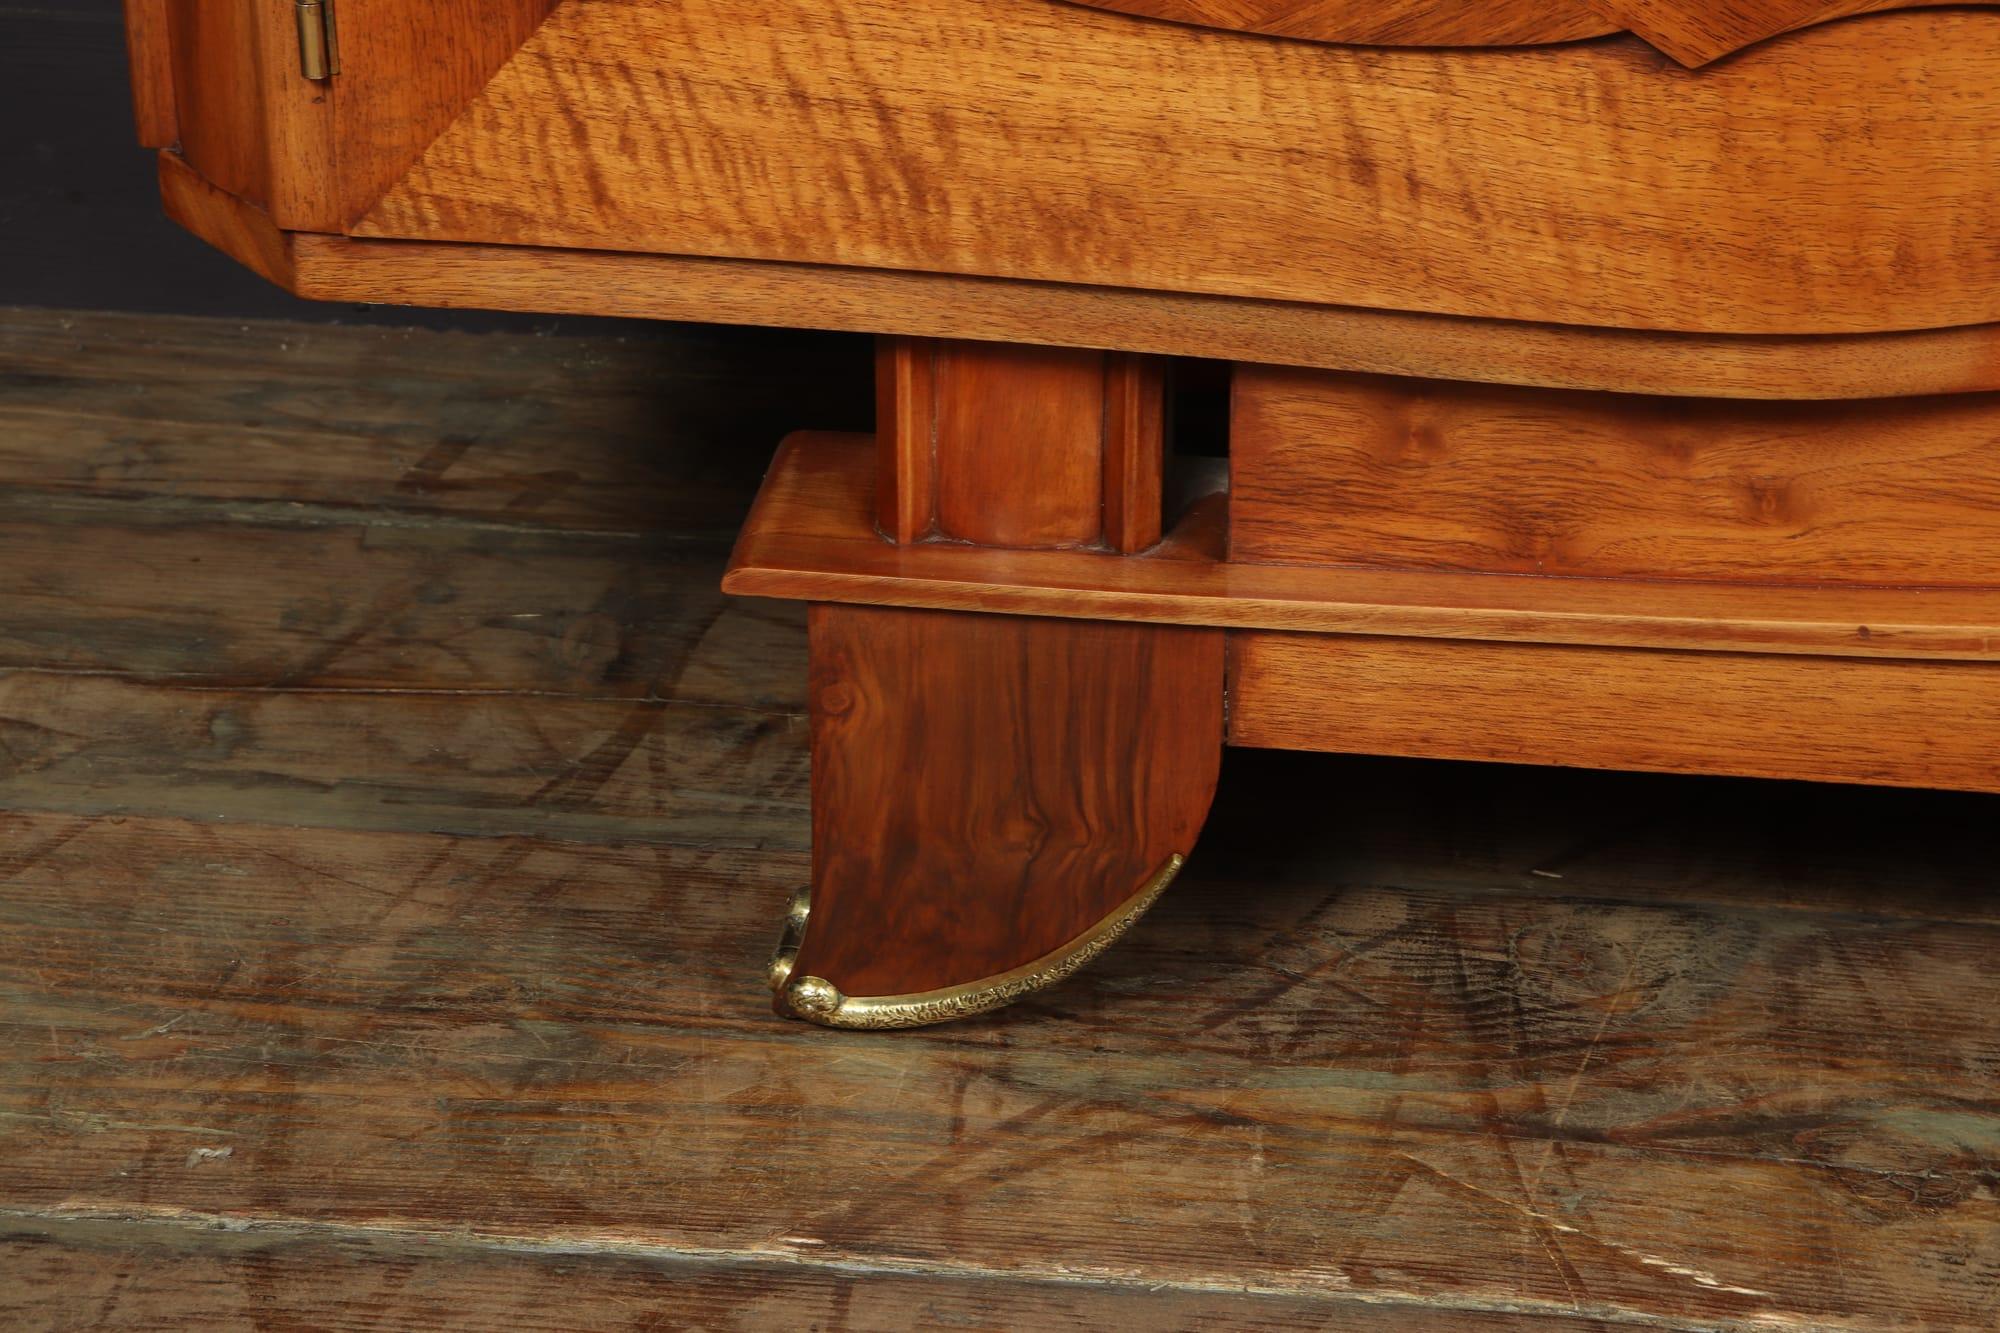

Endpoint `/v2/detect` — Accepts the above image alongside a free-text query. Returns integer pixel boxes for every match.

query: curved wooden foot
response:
[770,604,1224,1029]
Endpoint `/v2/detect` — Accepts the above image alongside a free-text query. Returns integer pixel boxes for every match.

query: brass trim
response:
[767,886,810,995]
[773,854,1184,1030]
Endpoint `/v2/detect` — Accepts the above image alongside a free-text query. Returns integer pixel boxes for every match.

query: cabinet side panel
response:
[124,0,178,148]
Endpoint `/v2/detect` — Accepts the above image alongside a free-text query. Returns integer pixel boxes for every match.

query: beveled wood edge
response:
[153,153,2000,402]
[291,235,2000,402]
[158,153,298,292]
[1059,0,1994,68]
[724,432,2000,663]
[1059,0,1619,53]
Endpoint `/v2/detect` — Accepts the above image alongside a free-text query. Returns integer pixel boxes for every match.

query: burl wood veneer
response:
[128,0,2000,1027]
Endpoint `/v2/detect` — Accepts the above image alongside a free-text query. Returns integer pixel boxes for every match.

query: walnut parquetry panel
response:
[331,0,560,224]
[1062,0,1997,65]
[356,0,2000,336]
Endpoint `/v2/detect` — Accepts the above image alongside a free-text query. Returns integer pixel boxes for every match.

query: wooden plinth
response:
[723,330,2000,1025]
[725,432,2000,666]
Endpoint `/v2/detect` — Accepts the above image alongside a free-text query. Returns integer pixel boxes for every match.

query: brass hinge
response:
[296,0,340,81]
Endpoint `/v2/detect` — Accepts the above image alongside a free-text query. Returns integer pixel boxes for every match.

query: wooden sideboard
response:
[127,0,2000,1027]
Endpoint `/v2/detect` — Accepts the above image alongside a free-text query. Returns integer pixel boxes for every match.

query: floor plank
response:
[0,675,808,847]
[0,514,804,703]
[4,810,1999,1329]
[0,1217,1613,1332]
[0,306,869,536]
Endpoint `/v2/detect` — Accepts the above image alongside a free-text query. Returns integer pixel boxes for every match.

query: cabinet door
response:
[122,0,339,230]
[123,0,555,233]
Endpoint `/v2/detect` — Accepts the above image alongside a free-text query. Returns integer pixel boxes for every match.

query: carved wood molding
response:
[1061,0,1987,65]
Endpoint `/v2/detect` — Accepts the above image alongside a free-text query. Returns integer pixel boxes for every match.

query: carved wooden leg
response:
[769,604,1224,1028]
[752,335,1213,1027]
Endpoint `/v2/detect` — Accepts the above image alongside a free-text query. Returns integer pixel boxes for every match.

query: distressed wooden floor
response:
[1,306,1997,1331]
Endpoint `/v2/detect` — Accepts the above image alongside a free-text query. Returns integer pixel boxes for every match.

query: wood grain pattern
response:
[802,342,1198,1006]
[121,0,177,148]
[0,307,819,845]
[161,1,272,210]
[357,2,2000,335]
[1104,352,1167,553]
[1232,367,2000,588]
[0,514,798,709]
[875,337,1169,550]
[0,303,863,719]
[328,0,558,225]
[162,0,337,231]
[0,304,861,546]
[284,234,2000,399]
[8,810,2000,1330]
[724,432,2000,662]
[157,153,295,290]
[793,605,1222,999]
[933,342,1108,549]
[1230,632,2000,792]
[158,174,2000,401]
[0,1217,1599,1332]
[874,337,937,543]
[1065,0,1988,65]
[0,673,807,850]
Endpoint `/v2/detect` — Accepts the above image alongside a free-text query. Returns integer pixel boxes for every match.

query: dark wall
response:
[0,0,404,321]
[0,1,235,316]
[0,0,871,375]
